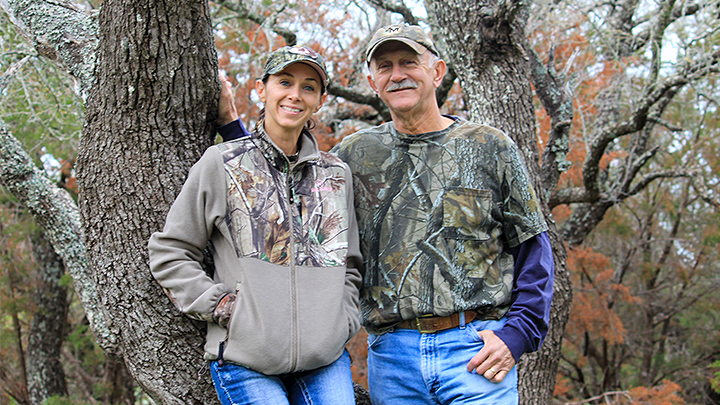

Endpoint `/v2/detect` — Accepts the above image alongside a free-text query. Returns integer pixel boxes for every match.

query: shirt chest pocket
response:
[441,187,497,241]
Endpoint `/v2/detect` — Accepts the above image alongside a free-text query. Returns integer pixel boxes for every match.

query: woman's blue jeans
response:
[367,317,518,405]
[210,350,354,405]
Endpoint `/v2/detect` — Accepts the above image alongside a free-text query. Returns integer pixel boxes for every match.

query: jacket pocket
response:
[222,259,294,375]
[294,265,350,371]
[442,187,495,241]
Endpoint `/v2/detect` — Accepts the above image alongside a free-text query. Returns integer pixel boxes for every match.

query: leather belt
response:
[395,311,477,333]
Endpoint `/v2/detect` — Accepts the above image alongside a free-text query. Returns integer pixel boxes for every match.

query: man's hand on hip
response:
[466,329,516,383]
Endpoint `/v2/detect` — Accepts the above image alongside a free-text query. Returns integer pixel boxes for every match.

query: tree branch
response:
[549,187,591,207]
[582,49,720,199]
[550,167,699,208]
[563,390,632,405]
[366,0,419,25]
[626,169,693,197]
[1,0,98,100]
[0,118,115,353]
[527,40,574,195]
[691,175,720,209]
[327,81,392,122]
[626,1,704,55]
[0,0,113,352]
[213,0,297,45]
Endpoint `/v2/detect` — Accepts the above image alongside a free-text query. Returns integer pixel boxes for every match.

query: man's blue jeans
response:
[368,317,518,404]
[210,350,354,405]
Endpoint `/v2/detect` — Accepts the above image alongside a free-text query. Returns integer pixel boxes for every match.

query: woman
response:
[148,46,362,405]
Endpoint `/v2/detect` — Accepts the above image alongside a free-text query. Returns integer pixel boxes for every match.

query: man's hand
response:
[467,329,516,383]
[218,75,239,126]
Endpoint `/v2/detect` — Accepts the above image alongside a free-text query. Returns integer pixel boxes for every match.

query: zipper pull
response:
[218,341,225,366]
[289,176,296,204]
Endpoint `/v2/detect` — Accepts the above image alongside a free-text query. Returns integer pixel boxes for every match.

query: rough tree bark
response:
[27,233,69,404]
[425,0,572,403]
[75,0,220,402]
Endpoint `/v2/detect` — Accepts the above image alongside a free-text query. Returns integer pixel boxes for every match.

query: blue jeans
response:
[367,317,518,405]
[210,350,354,405]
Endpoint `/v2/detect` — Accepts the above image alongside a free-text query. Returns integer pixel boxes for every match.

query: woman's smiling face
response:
[257,62,325,137]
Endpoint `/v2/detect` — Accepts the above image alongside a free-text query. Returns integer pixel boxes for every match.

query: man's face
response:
[367,42,443,118]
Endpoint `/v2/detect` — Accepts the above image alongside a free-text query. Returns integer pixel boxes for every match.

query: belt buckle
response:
[415,315,437,334]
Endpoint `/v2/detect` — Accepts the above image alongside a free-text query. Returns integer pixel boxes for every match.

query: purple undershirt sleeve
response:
[217,119,250,142]
[494,231,554,362]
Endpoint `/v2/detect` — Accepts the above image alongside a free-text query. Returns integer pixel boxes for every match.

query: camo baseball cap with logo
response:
[365,24,438,63]
[262,45,329,89]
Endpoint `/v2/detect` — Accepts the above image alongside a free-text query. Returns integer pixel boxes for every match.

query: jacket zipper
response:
[286,159,299,372]
[218,154,301,370]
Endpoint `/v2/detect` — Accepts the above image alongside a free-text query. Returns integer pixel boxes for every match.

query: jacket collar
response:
[253,119,321,172]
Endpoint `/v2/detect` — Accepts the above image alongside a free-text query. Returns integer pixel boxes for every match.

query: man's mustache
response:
[385,79,418,92]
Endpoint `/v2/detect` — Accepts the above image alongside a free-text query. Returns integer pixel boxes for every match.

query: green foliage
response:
[67,323,105,369]
[42,396,87,405]
[711,361,720,394]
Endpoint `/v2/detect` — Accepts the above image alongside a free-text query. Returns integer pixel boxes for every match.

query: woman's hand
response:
[218,75,239,126]
[212,292,237,329]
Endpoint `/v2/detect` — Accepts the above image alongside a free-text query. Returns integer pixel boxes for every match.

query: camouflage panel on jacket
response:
[219,129,350,267]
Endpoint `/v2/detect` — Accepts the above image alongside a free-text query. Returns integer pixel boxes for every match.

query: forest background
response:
[1,0,719,404]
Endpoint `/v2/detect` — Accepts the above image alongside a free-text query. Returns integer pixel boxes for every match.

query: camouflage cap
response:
[365,24,438,63]
[262,45,329,89]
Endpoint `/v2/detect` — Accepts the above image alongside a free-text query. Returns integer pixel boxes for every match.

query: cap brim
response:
[265,60,328,87]
[365,38,428,63]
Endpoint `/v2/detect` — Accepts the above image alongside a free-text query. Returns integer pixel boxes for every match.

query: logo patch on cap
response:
[365,24,439,63]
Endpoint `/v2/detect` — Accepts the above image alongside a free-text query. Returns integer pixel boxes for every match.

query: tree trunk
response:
[425,0,572,402]
[76,0,220,403]
[27,233,69,405]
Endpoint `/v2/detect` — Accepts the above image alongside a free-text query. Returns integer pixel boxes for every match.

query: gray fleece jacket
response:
[148,128,363,375]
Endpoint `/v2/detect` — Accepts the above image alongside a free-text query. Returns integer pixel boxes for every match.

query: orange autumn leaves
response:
[565,246,641,347]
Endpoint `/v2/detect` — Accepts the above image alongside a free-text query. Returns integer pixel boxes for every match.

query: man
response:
[218,24,554,404]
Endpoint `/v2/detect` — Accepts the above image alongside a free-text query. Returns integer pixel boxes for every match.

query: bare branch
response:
[549,187,592,207]
[213,0,297,45]
[527,41,574,194]
[366,0,420,25]
[691,175,720,209]
[629,2,704,54]
[0,55,33,95]
[550,166,701,208]
[626,169,694,196]
[647,116,684,132]
[563,390,632,404]
[582,49,720,198]
[327,81,392,122]
[619,146,659,195]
